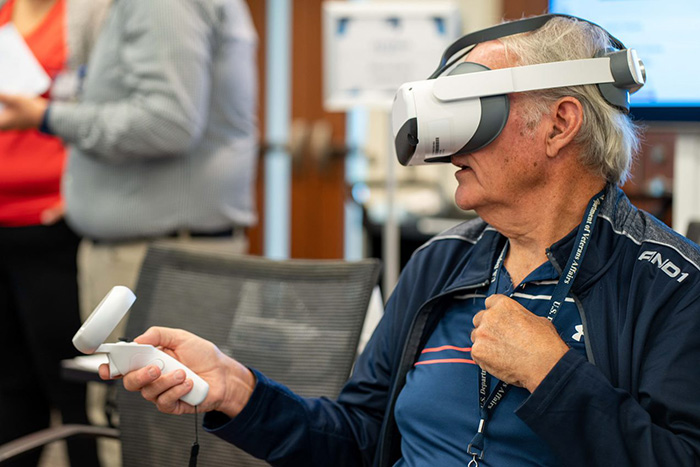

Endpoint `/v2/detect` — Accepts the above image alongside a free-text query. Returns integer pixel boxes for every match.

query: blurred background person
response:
[0,3,258,465]
[0,0,109,465]
[0,0,259,331]
[65,0,259,322]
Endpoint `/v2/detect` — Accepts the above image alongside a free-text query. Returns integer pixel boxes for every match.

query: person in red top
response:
[0,0,108,465]
[0,0,67,226]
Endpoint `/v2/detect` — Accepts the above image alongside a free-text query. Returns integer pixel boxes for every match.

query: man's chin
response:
[454,192,480,212]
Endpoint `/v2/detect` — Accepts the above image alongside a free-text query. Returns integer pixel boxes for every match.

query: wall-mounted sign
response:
[323,2,461,111]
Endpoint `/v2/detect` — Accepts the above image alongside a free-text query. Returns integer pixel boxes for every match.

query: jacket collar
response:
[442,226,508,293]
[442,184,630,295]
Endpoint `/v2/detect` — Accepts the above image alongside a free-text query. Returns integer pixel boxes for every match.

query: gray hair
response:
[499,16,641,185]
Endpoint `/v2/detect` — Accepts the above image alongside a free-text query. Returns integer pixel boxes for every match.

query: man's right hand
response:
[98,326,256,417]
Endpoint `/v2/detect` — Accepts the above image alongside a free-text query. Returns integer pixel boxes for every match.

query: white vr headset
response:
[392,14,646,166]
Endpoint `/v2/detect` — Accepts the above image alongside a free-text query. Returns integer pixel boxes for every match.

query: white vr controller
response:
[72,286,209,406]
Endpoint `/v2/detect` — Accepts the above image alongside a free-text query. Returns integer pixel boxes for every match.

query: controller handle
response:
[97,343,209,406]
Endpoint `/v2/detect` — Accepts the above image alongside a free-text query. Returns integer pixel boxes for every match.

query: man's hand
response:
[0,93,48,131]
[470,294,570,393]
[99,327,256,417]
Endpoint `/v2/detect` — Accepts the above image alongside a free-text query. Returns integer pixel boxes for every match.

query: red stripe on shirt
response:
[421,345,472,354]
[415,358,476,366]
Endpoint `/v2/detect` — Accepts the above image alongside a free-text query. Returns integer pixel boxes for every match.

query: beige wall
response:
[362,0,504,223]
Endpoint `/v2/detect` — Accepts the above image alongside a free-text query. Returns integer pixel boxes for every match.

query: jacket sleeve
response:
[49,0,214,161]
[202,369,376,466]
[201,313,398,466]
[516,294,700,466]
[201,251,431,466]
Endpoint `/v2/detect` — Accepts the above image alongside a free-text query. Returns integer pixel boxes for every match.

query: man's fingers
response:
[155,379,195,415]
[134,326,190,349]
[474,293,517,329]
[472,309,485,328]
[98,363,119,381]
[113,363,196,414]
[484,294,508,308]
[133,326,167,346]
[122,365,161,392]
[140,369,187,402]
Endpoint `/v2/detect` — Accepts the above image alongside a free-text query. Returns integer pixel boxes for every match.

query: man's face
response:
[451,41,549,213]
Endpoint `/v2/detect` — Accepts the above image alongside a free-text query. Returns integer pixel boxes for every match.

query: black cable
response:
[188,406,200,467]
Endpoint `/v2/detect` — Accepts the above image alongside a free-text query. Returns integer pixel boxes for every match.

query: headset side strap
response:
[432,57,616,101]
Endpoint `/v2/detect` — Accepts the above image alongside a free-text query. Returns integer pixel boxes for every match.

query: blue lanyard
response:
[467,192,605,467]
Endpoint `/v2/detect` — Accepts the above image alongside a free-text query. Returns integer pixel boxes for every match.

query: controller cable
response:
[118,336,201,465]
[189,406,200,467]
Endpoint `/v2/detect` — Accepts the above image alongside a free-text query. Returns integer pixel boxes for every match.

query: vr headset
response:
[391,14,645,166]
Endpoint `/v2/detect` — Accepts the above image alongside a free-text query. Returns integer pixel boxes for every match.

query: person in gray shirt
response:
[0,0,259,318]
[2,0,258,240]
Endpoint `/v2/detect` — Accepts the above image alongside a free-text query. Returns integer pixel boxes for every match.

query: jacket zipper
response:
[376,279,491,467]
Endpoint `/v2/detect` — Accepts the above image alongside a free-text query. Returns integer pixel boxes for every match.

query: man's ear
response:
[545,97,583,158]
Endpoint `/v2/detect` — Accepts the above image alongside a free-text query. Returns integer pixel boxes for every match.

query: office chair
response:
[686,220,700,245]
[0,242,381,466]
[118,243,381,466]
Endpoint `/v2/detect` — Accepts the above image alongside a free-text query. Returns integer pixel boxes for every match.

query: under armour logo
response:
[572,325,584,342]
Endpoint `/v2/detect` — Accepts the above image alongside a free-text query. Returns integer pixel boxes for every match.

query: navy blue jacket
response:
[204,185,700,466]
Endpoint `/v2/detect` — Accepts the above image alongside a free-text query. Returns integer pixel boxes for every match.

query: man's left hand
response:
[0,94,47,131]
[471,294,570,393]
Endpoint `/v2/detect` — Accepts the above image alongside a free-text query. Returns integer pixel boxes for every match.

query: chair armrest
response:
[0,424,119,462]
[61,355,111,383]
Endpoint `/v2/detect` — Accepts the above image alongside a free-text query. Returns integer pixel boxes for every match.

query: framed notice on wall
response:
[322,2,461,111]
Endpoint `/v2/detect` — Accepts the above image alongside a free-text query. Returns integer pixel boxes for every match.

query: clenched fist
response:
[470,294,570,392]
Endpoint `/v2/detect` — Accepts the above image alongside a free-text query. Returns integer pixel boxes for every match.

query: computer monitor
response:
[549,0,700,122]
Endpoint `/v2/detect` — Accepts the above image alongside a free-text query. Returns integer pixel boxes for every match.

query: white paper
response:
[0,23,51,96]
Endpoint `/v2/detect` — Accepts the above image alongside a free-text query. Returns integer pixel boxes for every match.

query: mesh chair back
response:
[687,221,700,245]
[116,242,381,466]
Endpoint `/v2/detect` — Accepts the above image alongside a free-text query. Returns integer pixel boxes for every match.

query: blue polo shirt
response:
[393,257,586,466]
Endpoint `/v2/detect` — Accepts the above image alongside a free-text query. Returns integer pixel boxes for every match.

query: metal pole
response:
[264,0,293,259]
[383,111,400,296]
[344,108,368,260]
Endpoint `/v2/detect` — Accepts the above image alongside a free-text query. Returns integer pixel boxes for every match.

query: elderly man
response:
[101,15,700,467]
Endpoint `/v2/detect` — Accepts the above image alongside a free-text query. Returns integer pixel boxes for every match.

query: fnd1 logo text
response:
[638,250,689,283]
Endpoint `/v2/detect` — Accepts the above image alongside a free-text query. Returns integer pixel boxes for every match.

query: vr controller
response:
[72,286,209,406]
